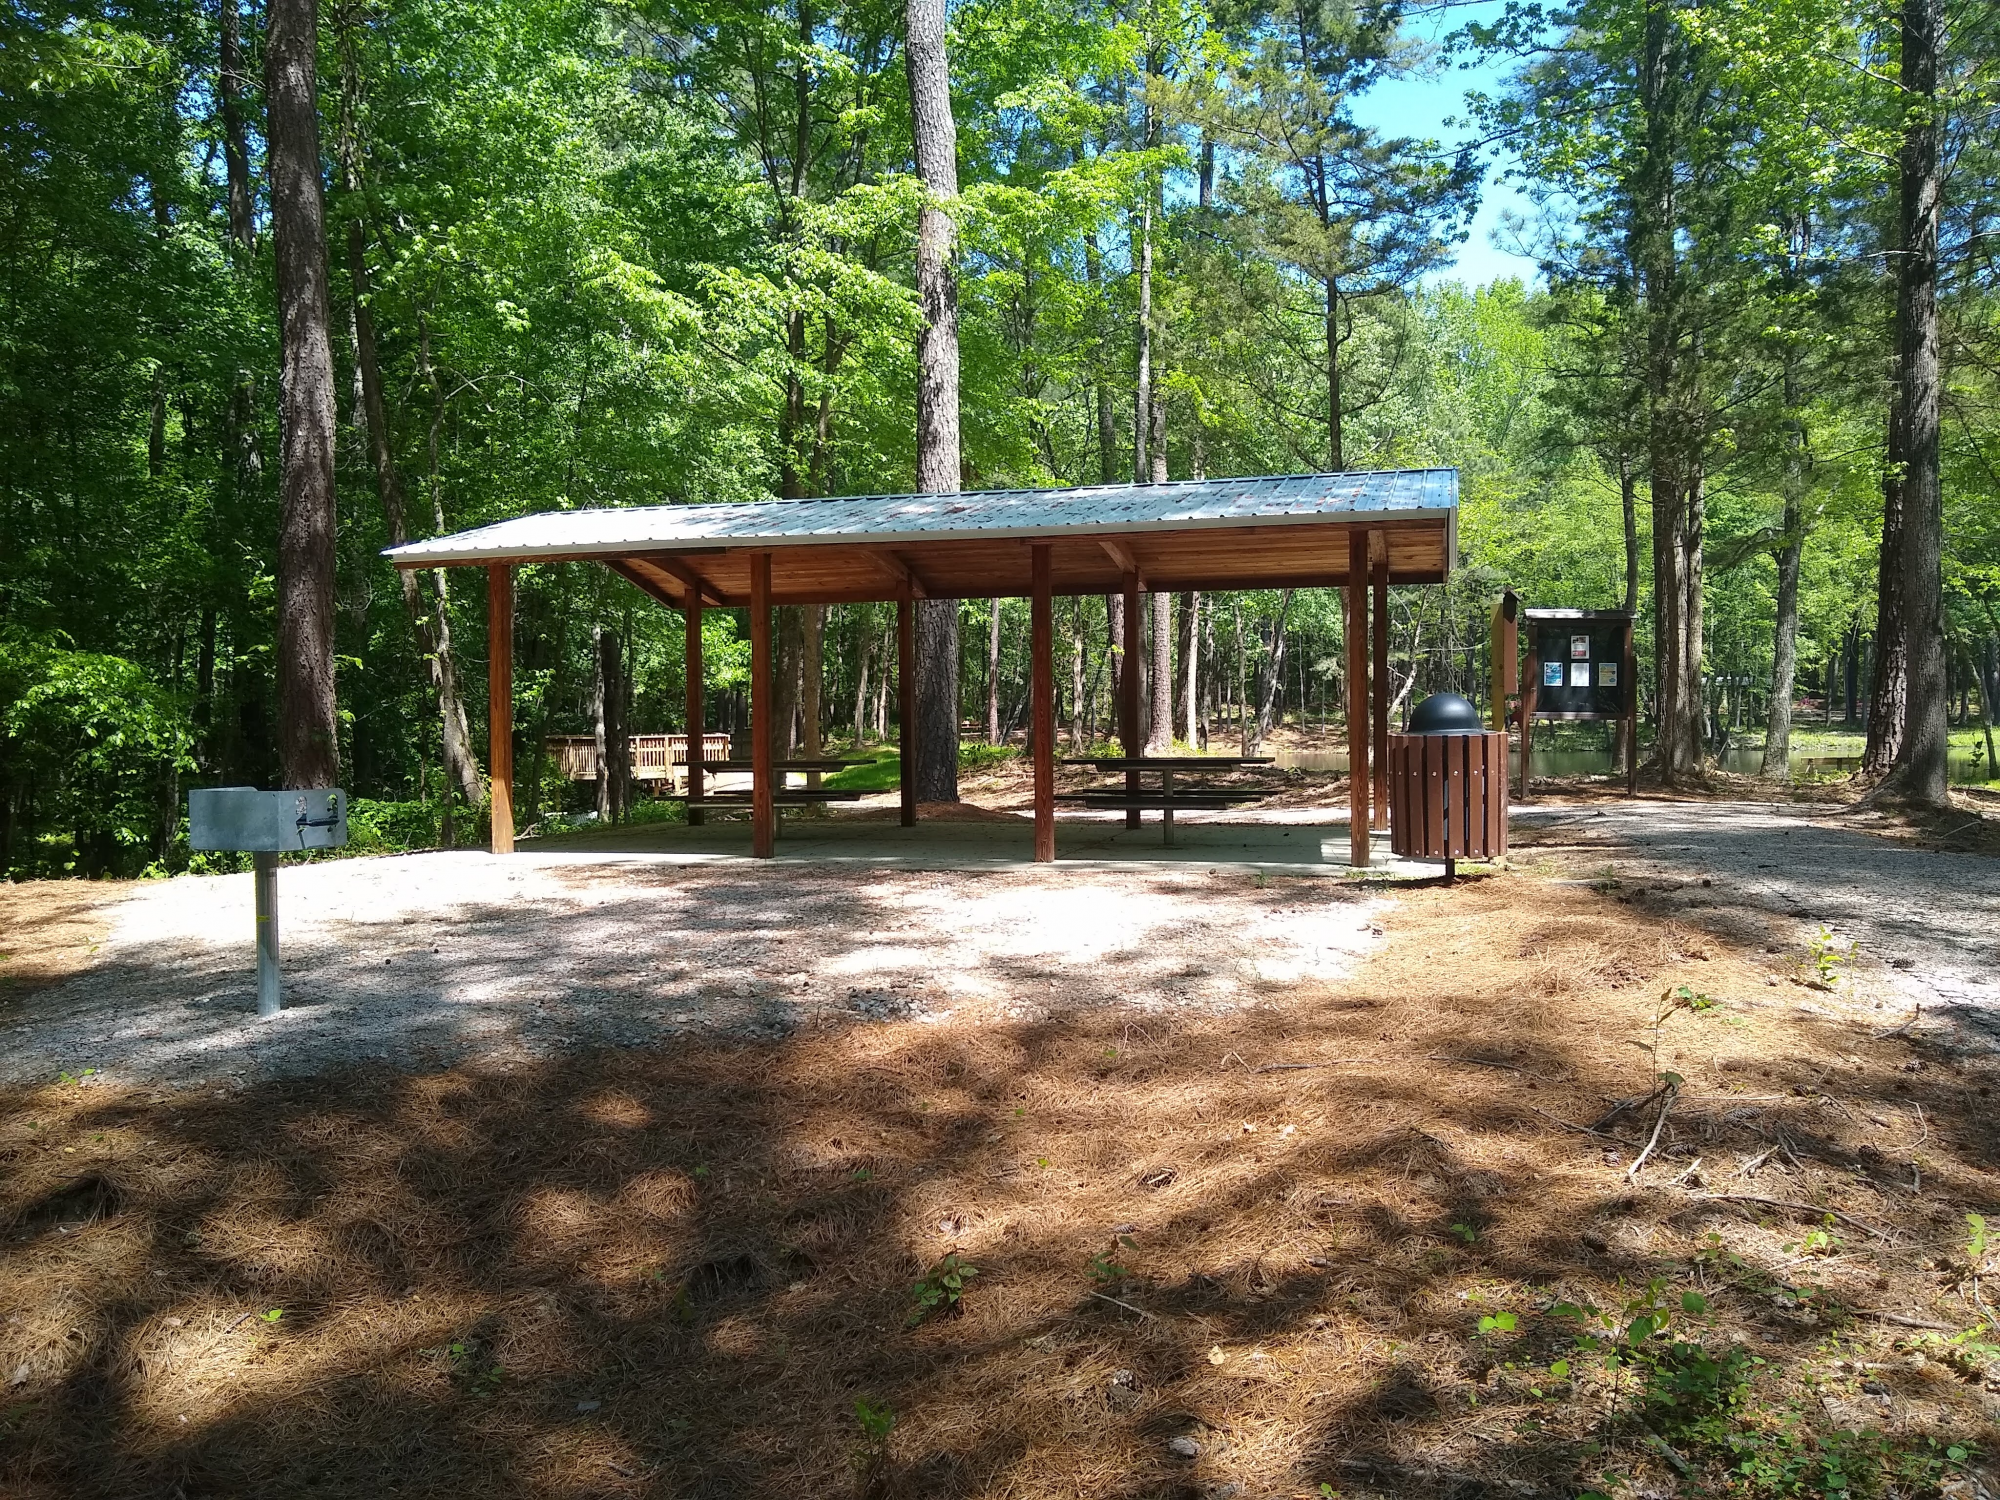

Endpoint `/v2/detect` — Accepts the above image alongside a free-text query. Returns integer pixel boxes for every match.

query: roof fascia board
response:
[384,505,1455,568]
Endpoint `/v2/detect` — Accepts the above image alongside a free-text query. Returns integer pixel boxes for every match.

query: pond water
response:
[1273,743,1994,784]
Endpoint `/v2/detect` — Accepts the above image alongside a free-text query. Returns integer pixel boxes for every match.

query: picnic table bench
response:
[684,758,871,817]
[1058,755,1278,844]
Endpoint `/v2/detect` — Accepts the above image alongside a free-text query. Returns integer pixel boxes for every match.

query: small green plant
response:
[1476,1310,1518,1335]
[1449,1222,1479,1245]
[691,1163,711,1182]
[440,1338,505,1398]
[1087,1251,1128,1283]
[851,1398,897,1485]
[851,1166,872,1182]
[259,1308,284,1324]
[908,1252,978,1326]
[55,1067,97,1086]
[1805,927,1858,987]
[1669,982,1718,1012]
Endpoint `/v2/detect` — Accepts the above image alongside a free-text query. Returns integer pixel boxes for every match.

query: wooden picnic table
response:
[1057,755,1279,845]
[701,758,870,772]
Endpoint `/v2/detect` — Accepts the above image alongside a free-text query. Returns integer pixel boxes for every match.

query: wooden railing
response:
[545,733,734,783]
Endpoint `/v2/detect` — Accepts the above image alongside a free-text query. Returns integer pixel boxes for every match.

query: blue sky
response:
[1346,0,1542,287]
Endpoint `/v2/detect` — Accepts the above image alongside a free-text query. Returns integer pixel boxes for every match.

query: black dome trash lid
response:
[1406,691,1484,735]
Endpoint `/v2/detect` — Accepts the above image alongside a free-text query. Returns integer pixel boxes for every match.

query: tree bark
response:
[1175,590,1196,743]
[1619,452,1639,615]
[1134,198,1153,482]
[1876,0,1949,806]
[1325,280,1344,471]
[987,597,1002,744]
[592,625,611,821]
[267,0,340,789]
[905,0,960,802]
[1147,591,1172,752]
[336,39,481,810]
[1763,512,1804,779]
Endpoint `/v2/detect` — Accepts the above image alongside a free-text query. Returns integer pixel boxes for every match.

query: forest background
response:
[1,0,1995,878]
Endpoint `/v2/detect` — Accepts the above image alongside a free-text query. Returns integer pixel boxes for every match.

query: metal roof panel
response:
[383,469,1458,566]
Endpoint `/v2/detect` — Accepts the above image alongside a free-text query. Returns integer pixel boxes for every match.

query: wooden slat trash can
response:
[1387,692,1507,882]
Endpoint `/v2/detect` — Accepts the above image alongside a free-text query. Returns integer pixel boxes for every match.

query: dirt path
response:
[1515,797,2000,1043]
[0,851,1389,1087]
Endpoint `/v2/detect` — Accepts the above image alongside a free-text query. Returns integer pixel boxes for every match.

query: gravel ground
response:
[1515,798,2000,1044]
[0,850,1389,1088]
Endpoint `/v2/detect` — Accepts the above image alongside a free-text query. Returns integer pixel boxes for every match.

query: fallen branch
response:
[1694,1193,1891,1241]
[1853,1308,1956,1332]
[1626,1084,1679,1180]
[1253,1060,1365,1073]
[1527,1106,1637,1147]
[1592,1083,1669,1131]
[1874,1004,1921,1040]
[1087,1291,1156,1320]
[1425,1052,1566,1083]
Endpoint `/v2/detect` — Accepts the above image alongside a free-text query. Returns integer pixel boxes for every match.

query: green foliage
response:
[908,1252,978,1326]
[1806,928,1858,988]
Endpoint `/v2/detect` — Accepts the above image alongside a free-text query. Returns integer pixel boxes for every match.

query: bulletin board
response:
[1524,610,1632,721]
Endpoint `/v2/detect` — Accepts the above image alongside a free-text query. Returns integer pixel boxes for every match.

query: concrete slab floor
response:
[521,811,1451,877]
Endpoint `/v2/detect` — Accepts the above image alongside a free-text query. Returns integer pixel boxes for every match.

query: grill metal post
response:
[253,850,281,1017]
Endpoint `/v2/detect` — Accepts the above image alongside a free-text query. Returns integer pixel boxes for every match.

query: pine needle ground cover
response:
[2,871,1997,1498]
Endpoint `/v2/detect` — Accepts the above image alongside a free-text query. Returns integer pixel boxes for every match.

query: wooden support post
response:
[1489,590,1518,731]
[1030,544,1055,863]
[1345,531,1370,869]
[1624,615,1638,795]
[1371,539,1389,831]
[897,589,916,827]
[1520,637,1539,802]
[1121,569,1141,828]
[685,597,705,826]
[487,563,514,854]
[750,551,774,858]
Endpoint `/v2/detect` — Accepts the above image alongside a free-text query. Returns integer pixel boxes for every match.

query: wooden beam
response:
[864,549,929,600]
[897,589,916,826]
[1031,543,1055,862]
[1371,539,1389,831]
[685,596,705,826]
[1489,589,1518,731]
[487,564,514,855]
[630,551,724,605]
[604,559,683,611]
[1346,532,1369,868]
[1098,537,1143,587]
[1121,569,1142,828]
[750,551,774,858]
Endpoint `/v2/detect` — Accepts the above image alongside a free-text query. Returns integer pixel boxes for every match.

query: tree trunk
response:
[906,0,960,802]
[1619,452,1639,615]
[1255,591,1295,745]
[593,625,611,821]
[1070,599,1087,751]
[1763,516,1804,779]
[987,597,1002,744]
[1876,0,1948,806]
[803,605,824,783]
[1147,591,1172,752]
[1086,234,1116,484]
[1324,280,1344,471]
[1175,590,1196,742]
[267,0,340,789]
[1866,405,1911,770]
[1106,591,1124,729]
[1134,198,1153,482]
[335,46,481,811]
